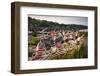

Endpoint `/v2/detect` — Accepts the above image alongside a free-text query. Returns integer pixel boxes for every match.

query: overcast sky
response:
[29,15,88,26]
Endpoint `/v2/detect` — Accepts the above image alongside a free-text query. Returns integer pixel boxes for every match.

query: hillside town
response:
[28,29,87,60]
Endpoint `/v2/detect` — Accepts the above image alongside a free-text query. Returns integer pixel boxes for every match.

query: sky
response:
[28,15,88,26]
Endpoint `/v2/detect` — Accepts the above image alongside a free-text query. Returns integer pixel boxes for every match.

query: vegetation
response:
[79,32,88,37]
[28,36,39,47]
[28,17,88,32]
[48,42,86,60]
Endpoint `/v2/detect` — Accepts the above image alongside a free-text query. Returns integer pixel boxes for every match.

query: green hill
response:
[28,17,88,32]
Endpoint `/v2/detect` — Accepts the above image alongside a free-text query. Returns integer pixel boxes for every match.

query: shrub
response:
[79,32,88,37]
[28,36,39,46]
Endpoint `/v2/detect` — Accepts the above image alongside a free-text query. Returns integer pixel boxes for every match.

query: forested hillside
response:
[28,17,87,32]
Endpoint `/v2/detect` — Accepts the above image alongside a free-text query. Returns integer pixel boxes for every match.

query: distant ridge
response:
[28,17,88,32]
